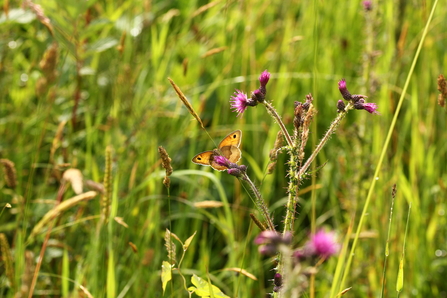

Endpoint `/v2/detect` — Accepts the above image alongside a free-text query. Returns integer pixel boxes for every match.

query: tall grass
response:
[0,0,446,297]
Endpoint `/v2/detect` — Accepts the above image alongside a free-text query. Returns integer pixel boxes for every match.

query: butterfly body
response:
[192,130,242,171]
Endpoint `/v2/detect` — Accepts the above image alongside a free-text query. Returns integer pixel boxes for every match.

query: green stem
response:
[298,103,353,179]
[241,173,275,231]
[262,101,293,147]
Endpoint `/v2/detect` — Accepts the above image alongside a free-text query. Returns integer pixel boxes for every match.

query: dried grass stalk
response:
[28,191,97,243]
[168,78,205,128]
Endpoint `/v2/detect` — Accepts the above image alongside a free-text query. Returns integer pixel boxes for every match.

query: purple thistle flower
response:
[259,70,270,87]
[363,1,372,11]
[230,90,256,116]
[213,155,230,167]
[258,70,271,97]
[227,167,242,177]
[252,89,264,102]
[306,230,340,258]
[354,101,380,114]
[255,231,292,256]
[258,243,278,256]
[338,79,352,100]
[254,230,281,245]
[362,102,379,114]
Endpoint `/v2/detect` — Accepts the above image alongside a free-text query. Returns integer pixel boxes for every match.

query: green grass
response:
[1,0,446,297]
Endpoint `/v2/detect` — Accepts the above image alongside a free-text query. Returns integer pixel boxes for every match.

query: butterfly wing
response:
[218,130,242,148]
[217,130,242,164]
[219,145,241,164]
[192,151,214,166]
[192,130,243,171]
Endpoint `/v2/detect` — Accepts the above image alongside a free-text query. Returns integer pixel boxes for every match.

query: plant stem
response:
[262,101,293,147]
[241,172,275,231]
[298,103,353,178]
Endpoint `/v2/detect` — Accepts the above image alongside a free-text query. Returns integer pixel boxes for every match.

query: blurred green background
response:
[0,0,446,297]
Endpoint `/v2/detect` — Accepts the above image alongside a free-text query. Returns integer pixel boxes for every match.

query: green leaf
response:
[396,258,404,292]
[161,261,172,294]
[184,231,196,250]
[86,37,118,54]
[190,274,229,298]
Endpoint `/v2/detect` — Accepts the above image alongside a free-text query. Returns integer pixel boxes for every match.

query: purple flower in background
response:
[363,1,372,11]
[254,230,282,245]
[306,230,340,258]
[255,231,292,256]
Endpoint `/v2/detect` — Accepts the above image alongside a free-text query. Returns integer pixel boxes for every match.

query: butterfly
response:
[192,130,242,171]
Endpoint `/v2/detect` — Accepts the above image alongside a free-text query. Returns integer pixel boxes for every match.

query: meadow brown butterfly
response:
[192,130,242,171]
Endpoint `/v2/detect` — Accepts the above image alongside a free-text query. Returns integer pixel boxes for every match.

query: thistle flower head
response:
[251,89,264,102]
[273,273,282,292]
[354,101,380,114]
[363,1,372,11]
[259,70,270,87]
[213,155,230,167]
[337,100,346,112]
[255,231,292,256]
[363,102,379,114]
[230,90,255,116]
[306,229,340,258]
[338,79,352,100]
[227,167,243,177]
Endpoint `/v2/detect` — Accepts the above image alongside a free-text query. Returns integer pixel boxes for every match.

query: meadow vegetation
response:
[0,0,446,297]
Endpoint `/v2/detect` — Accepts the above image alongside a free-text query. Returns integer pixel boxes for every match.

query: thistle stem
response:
[297,103,353,178]
[241,172,276,231]
[262,101,293,147]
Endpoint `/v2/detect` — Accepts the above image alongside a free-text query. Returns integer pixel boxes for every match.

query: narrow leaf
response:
[184,231,196,250]
[396,259,404,292]
[222,267,257,280]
